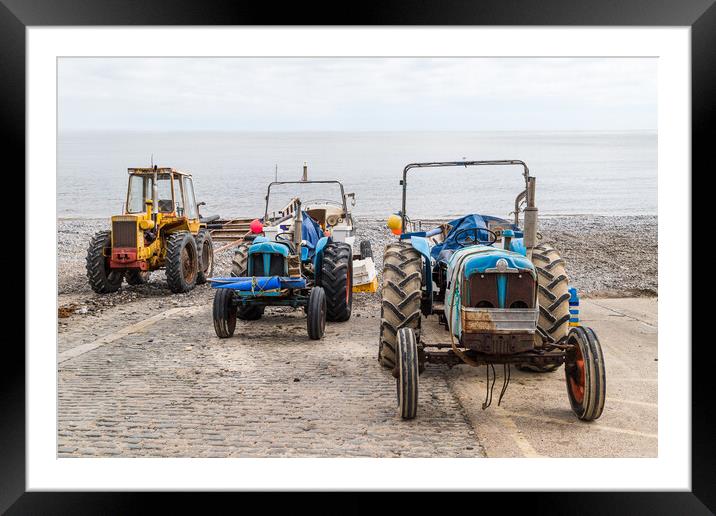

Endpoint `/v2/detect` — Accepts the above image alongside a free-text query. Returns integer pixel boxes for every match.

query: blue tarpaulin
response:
[209,276,307,291]
[430,214,521,261]
[301,211,322,254]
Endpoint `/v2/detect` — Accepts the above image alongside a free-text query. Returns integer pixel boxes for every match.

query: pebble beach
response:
[58,215,657,309]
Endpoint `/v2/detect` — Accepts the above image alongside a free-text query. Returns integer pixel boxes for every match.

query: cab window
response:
[156,176,174,213]
[183,177,198,219]
[126,175,148,213]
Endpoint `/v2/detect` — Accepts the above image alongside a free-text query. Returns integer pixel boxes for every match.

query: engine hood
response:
[448,246,535,279]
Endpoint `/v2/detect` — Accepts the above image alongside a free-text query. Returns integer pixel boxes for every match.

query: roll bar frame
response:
[263,180,348,221]
[400,160,532,229]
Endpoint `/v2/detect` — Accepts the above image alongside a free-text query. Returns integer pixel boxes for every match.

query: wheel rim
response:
[568,342,586,404]
[181,244,197,283]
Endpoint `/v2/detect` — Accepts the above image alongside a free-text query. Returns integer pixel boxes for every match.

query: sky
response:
[58,57,657,132]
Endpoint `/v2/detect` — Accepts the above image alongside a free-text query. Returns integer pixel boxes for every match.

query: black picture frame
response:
[5,0,709,512]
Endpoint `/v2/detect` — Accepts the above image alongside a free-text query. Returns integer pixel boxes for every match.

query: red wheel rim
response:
[568,343,586,404]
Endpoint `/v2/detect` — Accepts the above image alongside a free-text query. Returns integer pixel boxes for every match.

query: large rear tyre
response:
[360,240,373,260]
[86,230,124,294]
[237,304,265,321]
[213,288,237,338]
[307,287,327,340]
[125,270,151,285]
[519,243,571,372]
[165,231,199,293]
[321,242,353,322]
[397,328,419,420]
[565,326,606,421]
[231,243,250,277]
[195,229,214,284]
[379,242,423,369]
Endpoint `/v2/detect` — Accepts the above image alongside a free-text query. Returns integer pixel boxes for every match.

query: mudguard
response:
[313,236,330,282]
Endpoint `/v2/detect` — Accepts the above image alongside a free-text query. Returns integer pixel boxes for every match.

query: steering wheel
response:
[274,232,296,252]
[454,227,498,247]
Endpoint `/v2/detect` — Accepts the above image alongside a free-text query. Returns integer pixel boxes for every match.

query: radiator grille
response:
[467,274,499,308]
[467,273,535,309]
[251,253,286,276]
[112,220,137,248]
[505,274,535,308]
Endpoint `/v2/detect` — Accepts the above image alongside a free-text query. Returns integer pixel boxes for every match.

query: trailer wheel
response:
[321,242,353,322]
[165,231,198,293]
[519,243,571,372]
[360,240,373,260]
[231,243,250,277]
[396,328,419,419]
[565,326,606,421]
[195,229,214,284]
[213,288,237,338]
[237,304,265,321]
[379,242,422,369]
[307,286,327,340]
[125,270,151,285]
[86,230,124,294]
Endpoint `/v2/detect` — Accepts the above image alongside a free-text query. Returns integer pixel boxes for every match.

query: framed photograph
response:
[7,0,710,511]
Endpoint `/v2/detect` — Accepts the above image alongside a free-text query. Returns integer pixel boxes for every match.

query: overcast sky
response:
[58,57,656,132]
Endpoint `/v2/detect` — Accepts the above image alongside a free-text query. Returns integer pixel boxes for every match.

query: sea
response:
[57,131,657,220]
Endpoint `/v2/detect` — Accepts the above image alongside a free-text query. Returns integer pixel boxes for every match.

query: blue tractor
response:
[210,196,352,340]
[379,160,605,421]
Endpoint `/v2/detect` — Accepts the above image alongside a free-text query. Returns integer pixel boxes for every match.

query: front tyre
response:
[195,229,214,284]
[379,242,422,369]
[397,327,419,420]
[165,231,199,293]
[321,242,353,322]
[565,326,606,421]
[307,287,327,340]
[213,288,237,338]
[86,230,124,294]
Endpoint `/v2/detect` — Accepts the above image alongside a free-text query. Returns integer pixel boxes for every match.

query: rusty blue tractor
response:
[379,160,605,420]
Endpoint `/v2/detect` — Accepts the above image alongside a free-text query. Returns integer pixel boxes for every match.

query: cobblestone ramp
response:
[58,306,483,458]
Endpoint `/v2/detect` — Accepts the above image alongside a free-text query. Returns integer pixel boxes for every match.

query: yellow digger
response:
[86,166,215,294]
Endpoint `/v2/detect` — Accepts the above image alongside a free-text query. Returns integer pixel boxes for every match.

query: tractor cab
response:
[125,167,201,226]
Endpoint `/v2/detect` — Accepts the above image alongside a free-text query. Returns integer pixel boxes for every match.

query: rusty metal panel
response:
[461,307,537,333]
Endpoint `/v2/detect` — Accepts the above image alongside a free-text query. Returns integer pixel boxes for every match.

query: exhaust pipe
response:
[294,200,303,253]
[152,166,159,223]
[523,176,538,258]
